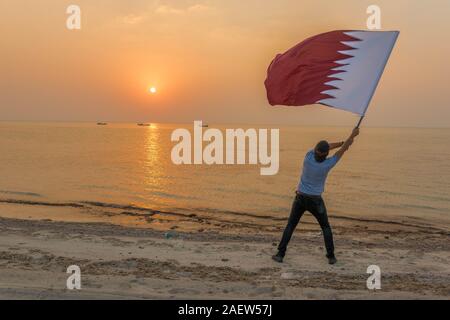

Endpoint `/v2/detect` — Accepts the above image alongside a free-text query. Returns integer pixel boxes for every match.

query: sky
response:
[1,0,449,127]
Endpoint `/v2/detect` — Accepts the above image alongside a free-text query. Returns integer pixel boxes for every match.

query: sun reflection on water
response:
[143,126,163,188]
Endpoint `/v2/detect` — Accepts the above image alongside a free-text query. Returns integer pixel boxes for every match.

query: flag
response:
[264,30,399,116]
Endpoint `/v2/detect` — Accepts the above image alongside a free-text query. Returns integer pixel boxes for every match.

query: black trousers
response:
[277,193,335,257]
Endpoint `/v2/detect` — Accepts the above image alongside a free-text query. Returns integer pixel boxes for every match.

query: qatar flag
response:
[265,30,399,116]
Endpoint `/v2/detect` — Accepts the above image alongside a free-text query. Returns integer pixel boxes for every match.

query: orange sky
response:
[1,0,449,127]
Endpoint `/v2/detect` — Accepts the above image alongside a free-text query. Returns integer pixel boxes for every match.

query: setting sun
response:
[149,87,157,94]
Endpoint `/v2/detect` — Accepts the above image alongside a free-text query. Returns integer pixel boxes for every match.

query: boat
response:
[137,123,151,127]
[97,122,108,126]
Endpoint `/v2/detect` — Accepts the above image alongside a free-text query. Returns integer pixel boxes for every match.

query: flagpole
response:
[356,115,365,129]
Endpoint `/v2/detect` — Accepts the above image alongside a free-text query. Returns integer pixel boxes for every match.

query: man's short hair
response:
[315,140,330,153]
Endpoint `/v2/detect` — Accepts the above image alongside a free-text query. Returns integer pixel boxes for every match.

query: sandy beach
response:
[0,200,449,300]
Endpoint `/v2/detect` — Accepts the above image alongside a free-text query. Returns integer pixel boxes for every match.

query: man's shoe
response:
[272,253,284,263]
[327,254,337,265]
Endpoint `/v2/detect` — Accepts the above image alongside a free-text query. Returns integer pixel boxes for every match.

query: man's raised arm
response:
[329,141,344,150]
[334,127,360,159]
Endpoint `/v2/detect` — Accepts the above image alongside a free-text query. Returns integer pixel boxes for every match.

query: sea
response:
[1,122,449,229]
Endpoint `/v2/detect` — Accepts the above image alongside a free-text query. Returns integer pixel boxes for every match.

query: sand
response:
[0,201,449,299]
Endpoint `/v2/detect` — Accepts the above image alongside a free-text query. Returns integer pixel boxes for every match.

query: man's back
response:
[297,150,339,196]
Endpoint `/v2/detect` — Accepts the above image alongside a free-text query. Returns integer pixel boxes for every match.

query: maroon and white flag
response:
[265,30,399,116]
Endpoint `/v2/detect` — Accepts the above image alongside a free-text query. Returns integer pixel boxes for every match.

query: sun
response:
[149,87,157,94]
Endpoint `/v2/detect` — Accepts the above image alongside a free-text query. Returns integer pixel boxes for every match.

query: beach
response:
[0,200,449,299]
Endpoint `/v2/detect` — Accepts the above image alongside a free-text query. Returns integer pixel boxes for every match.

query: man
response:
[272,127,360,265]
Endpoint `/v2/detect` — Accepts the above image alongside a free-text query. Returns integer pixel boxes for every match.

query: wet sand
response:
[0,199,449,299]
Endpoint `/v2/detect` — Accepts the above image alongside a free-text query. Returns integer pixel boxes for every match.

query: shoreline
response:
[1,197,449,235]
[0,213,449,299]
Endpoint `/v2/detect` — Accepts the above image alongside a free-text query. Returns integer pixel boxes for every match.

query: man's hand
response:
[351,127,360,138]
[334,127,360,159]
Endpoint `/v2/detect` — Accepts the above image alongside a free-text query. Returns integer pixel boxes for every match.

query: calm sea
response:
[1,122,449,228]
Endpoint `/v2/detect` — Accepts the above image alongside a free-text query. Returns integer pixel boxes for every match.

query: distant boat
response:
[137,123,151,127]
[201,124,209,128]
[97,122,108,126]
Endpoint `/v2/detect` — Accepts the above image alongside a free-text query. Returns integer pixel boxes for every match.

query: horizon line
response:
[0,120,449,129]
